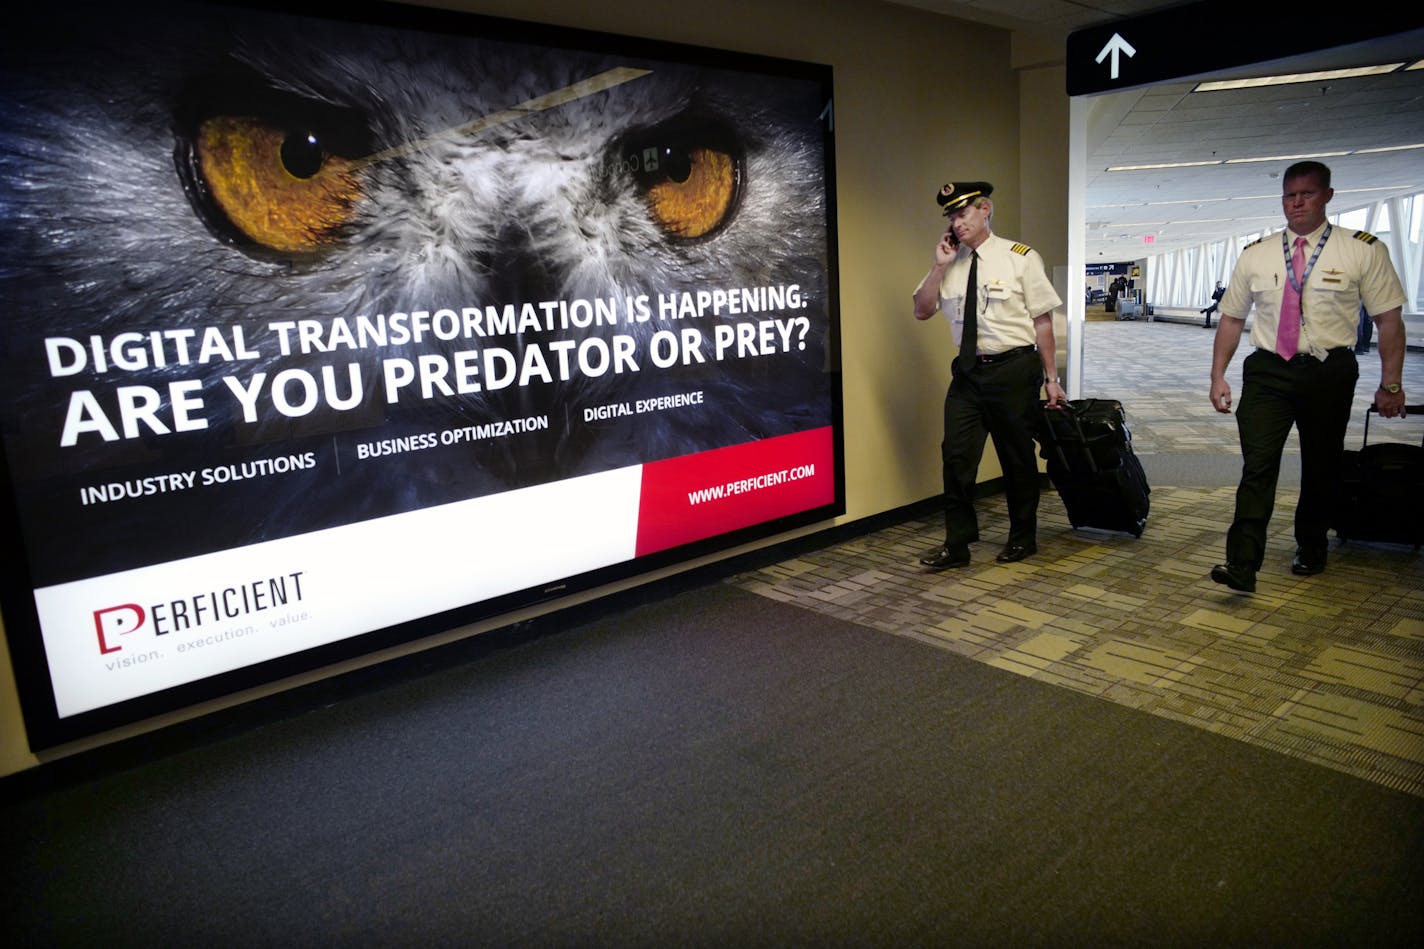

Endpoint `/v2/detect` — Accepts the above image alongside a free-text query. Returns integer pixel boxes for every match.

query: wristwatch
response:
[1380,383,1402,394]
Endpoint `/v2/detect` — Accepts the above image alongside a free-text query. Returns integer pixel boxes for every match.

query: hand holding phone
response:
[935,228,959,265]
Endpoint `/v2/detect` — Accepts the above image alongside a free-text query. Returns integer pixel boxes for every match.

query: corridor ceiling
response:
[886,0,1424,261]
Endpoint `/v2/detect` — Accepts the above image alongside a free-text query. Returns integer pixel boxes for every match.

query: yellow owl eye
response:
[641,145,739,239]
[192,116,362,253]
[622,123,742,240]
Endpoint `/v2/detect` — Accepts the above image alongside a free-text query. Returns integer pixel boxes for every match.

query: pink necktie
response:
[1277,237,1306,359]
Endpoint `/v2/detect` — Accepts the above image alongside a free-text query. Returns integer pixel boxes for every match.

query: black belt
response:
[975,344,1036,364]
[1261,346,1352,365]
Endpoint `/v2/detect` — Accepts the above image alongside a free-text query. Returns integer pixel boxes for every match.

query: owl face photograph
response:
[0,0,839,586]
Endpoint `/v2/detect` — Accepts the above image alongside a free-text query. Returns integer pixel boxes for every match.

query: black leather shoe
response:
[1211,563,1256,593]
[1291,551,1326,576]
[995,543,1037,564]
[920,545,970,570]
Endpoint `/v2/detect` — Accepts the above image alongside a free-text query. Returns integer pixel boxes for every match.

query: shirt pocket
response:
[1248,274,1279,301]
[977,282,1012,321]
[983,282,1013,306]
[1308,271,1358,297]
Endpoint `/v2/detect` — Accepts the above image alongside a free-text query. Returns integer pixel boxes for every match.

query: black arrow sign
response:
[1067,2,1424,96]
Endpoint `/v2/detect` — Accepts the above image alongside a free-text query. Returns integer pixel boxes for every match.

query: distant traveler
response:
[1201,281,1225,328]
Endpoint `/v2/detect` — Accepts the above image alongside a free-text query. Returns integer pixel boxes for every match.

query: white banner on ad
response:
[34,465,644,718]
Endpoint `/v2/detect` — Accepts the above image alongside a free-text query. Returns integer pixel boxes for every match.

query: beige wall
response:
[1015,36,1071,372]
[0,0,1069,777]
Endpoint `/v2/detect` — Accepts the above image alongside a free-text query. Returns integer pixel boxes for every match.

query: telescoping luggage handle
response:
[1362,402,1424,448]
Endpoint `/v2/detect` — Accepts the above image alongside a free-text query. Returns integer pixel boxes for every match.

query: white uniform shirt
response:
[1218,222,1406,356]
[917,233,1062,353]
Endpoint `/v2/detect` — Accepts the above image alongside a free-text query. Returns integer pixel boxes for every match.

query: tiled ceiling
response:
[885,1,1424,261]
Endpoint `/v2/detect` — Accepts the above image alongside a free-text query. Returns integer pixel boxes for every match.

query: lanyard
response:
[1282,224,1330,295]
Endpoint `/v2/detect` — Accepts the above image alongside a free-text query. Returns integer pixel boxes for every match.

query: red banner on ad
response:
[635,427,835,557]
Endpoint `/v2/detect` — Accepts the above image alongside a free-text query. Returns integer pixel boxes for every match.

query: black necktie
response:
[957,251,978,373]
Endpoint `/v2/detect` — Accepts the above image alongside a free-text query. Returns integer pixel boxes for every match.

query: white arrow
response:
[1095,33,1136,80]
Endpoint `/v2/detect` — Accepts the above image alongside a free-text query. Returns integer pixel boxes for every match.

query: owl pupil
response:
[662,147,692,184]
[280,131,324,179]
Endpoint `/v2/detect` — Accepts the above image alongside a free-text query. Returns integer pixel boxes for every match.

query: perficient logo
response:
[90,571,306,655]
[94,603,146,654]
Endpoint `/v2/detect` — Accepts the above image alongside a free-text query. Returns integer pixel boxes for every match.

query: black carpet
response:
[3,582,1421,947]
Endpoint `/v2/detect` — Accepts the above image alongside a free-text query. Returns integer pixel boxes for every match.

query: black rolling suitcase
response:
[1333,403,1424,549]
[1034,398,1150,537]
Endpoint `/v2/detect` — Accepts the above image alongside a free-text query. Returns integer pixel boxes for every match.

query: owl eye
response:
[188,116,363,254]
[622,123,742,240]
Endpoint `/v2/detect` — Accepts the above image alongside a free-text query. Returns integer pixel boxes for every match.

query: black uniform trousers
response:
[940,346,1042,548]
[1226,347,1358,569]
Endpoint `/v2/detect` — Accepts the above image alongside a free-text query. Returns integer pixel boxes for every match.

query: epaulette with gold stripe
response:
[1010,243,1031,256]
[1244,236,1266,248]
[1352,230,1379,245]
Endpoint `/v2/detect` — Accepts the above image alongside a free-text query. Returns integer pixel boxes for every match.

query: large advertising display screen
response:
[0,0,842,748]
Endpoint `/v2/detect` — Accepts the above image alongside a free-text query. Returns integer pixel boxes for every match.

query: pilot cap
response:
[937,181,993,215]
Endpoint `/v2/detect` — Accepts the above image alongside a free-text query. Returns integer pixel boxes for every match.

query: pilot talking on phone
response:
[912,180,1065,570]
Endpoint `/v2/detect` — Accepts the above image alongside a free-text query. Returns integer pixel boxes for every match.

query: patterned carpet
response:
[730,320,1424,796]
